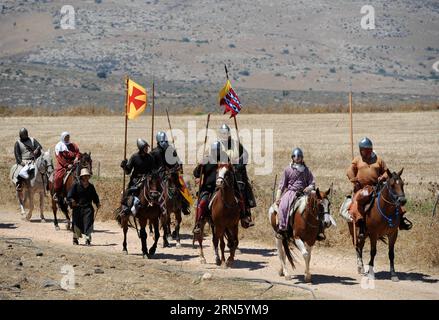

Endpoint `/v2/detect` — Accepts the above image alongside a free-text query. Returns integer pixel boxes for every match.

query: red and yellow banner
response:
[127,78,147,120]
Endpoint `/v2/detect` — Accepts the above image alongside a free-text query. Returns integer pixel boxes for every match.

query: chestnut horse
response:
[210,163,240,267]
[161,168,183,249]
[48,152,93,230]
[349,168,406,282]
[269,188,334,282]
[118,170,162,258]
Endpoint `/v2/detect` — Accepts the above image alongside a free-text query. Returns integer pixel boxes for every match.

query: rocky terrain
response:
[0,0,438,112]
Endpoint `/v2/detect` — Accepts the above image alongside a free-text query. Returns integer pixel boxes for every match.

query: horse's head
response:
[35,149,54,175]
[385,168,406,206]
[316,187,335,228]
[79,152,93,175]
[144,170,162,203]
[216,162,234,188]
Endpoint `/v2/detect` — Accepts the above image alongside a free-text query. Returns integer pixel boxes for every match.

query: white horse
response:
[9,150,54,221]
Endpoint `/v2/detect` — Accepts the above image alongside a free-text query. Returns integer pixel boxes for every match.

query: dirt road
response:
[1,209,438,300]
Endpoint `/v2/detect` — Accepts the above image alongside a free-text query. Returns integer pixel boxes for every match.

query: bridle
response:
[377,179,404,228]
[216,166,240,209]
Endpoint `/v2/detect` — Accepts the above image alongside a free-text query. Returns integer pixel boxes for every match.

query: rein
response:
[215,173,239,209]
[376,183,400,228]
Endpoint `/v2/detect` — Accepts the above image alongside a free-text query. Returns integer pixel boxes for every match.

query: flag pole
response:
[348,90,357,247]
[122,76,129,192]
[197,113,211,204]
[225,64,241,148]
[151,80,155,148]
[166,108,175,145]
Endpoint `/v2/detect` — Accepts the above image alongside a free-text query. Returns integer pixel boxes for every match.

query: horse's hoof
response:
[143,254,149,259]
[200,258,206,264]
[285,274,293,281]
[226,259,234,268]
[235,248,241,255]
[40,219,46,223]
[391,274,399,282]
[176,242,181,249]
[215,258,221,266]
[149,247,156,256]
[162,242,170,248]
[305,274,312,283]
[66,223,71,230]
[123,250,128,255]
[358,266,365,275]
[278,269,284,277]
[55,225,60,231]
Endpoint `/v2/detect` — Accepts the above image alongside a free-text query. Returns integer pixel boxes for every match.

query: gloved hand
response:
[120,159,127,169]
[303,186,314,193]
[67,164,73,170]
[20,161,25,166]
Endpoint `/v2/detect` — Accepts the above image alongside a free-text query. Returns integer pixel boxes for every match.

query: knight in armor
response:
[217,123,255,228]
[192,141,226,235]
[53,132,80,202]
[274,148,323,239]
[13,128,43,191]
[120,138,154,216]
[346,137,412,238]
[150,131,191,215]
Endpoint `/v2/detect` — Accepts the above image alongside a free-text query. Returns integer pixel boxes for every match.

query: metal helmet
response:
[359,137,373,149]
[219,123,231,141]
[136,138,149,152]
[19,128,28,140]
[291,147,304,159]
[156,131,169,149]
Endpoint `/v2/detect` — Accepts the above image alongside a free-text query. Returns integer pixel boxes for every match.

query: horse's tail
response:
[379,236,387,244]
[282,237,295,269]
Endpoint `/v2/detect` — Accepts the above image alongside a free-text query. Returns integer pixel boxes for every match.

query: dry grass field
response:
[1,111,438,269]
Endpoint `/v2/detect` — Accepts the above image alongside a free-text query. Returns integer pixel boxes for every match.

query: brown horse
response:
[118,170,162,258]
[269,188,334,282]
[49,152,93,230]
[349,168,406,282]
[161,168,183,249]
[208,163,240,267]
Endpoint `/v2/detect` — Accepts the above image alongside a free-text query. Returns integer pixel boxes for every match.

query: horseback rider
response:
[347,137,412,238]
[150,131,191,215]
[192,141,226,235]
[217,123,255,228]
[275,148,325,240]
[120,138,154,216]
[13,128,43,191]
[53,132,80,202]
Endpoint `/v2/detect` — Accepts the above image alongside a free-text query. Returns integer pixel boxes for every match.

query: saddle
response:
[289,195,308,217]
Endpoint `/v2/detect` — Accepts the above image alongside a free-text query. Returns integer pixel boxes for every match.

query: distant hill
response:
[0,0,438,111]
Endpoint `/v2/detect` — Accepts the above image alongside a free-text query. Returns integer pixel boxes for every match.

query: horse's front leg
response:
[122,217,128,254]
[212,226,221,266]
[52,198,60,230]
[196,220,206,264]
[175,212,182,249]
[148,218,160,256]
[16,190,25,215]
[275,236,290,280]
[367,235,377,280]
[304,243,313,283]
[39,192,46,222]
[139,226,148,259]
[356,239,366,275]
[25,189,33,221]
[162,214,170,248]
[388,231,399,282]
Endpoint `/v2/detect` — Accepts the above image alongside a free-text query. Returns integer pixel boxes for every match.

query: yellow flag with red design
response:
[179,174,194,206]
[126,78,147,120]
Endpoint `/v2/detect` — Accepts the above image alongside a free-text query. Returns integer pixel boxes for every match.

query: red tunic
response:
[54,143,80,192]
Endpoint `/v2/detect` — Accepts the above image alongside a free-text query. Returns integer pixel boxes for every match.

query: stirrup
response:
[317,233,326,241]
[193,224,202,235]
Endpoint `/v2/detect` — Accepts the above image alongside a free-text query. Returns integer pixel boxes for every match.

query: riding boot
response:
[193,198,207,235]
[16,179,23,192]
